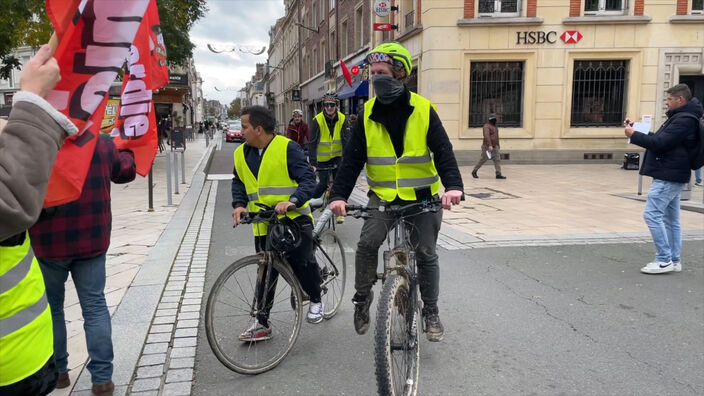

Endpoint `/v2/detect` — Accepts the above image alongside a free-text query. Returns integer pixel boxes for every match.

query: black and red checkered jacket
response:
[29,134,136,260]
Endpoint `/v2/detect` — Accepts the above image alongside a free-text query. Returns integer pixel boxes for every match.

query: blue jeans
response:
[643,180,685,263]
[37,254,113,384]
[695,167,702,184]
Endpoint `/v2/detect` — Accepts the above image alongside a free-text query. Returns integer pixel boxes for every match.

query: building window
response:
[570,60,628,127]
[584,0,627,15]
[320,0,326,22]
[340,20,348,57]
[355,7,363,49]
[330,31,336,60]
[330,0,335,11]
[321,39,326,69]
[478,0,521,17]
[402,0,416,28]
[693,0,704,13]
[469,62,524,128]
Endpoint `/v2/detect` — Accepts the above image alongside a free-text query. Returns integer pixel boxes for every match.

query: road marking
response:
[207,174,233,180]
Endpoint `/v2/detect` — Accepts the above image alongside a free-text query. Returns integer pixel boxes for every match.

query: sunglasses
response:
[323,103,336,108]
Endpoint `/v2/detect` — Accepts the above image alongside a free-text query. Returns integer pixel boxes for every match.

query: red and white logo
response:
[560,31,583,43]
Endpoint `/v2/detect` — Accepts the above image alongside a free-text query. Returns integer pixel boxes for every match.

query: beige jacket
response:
[0,91,77,241]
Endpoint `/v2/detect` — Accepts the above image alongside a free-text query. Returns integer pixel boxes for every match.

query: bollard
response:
[148,169,154,212]
[173,151,180,195]
[637,153,644,195]
[165,150,173,205]
[181,151,186,184]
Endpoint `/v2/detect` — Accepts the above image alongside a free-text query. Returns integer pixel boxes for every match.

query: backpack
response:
[670,112,704,170]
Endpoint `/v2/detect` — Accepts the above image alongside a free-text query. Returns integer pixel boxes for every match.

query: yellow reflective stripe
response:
[397,175,440,188]
[0,250,32,295]
[398,154,431,164]
[367,156,396,165]
[0,292,48,338]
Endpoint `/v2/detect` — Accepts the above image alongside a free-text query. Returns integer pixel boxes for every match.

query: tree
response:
[228,98,242,119]
[0,0,206,80]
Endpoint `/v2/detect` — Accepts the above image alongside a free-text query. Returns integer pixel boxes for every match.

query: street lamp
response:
[207,43,266,55]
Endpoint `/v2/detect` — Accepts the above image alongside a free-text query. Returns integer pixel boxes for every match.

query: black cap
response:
[488,113,497,120]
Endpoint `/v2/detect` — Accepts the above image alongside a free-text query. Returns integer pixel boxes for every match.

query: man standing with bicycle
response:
[232,106,324,340]
[329,42,464,342]
[310,92,346,223]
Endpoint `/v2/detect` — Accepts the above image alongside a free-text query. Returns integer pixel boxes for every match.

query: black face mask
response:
[372,75,405,104]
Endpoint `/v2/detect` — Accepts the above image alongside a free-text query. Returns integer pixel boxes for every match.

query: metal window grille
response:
[405,10,415,27]
[694,0,704,12]
[585,0,625,13]
[469,61,524,128]
[479,0,519,14]
[570,60,628,127]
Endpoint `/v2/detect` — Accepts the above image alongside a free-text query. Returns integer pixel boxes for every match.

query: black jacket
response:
[630,98,702,183]
[231,139,316,209]
[329,89,464,202]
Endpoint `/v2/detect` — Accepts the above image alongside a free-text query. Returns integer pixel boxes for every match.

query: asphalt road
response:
[193,141,704,395]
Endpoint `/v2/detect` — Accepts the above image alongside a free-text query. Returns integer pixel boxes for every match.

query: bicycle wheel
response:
[315,229,346,319]
[205,254,303,375]
[374,273,421,396]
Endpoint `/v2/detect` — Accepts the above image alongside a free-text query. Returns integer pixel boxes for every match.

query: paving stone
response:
[136,364,164,379]
[155,309,178,317]
[163,290,181,297]
[174,328,197,338]
[170,347,196,358]
[183,292,202,299]
[177,311,199,320]
[131,391,159,396]
[146,333,171,343]
[142,342,169,354]
[168,357,195,369]
[172,337,197,348]
[166,368,193,383]
[150,324,173,333]
[181,298,201,306]
[160,296,181,303]
[131,378,162,392]
[138,353,166,367]
[152,315,176,325]
[158,302,179,310]
[168,276,187,282]
[176,319,199,328]
[162,381,192,396]
[180,304,200,312]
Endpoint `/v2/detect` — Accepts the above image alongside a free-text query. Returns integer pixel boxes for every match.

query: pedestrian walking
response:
[29,133,137,394]
[0,43,78,396]
[472,113,506,179]
[625,83,702,274]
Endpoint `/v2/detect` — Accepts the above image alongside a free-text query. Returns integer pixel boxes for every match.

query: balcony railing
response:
[405,10,415,28]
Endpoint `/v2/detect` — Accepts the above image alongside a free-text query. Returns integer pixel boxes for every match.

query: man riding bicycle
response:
[310,92,346,223]
[329,42,464,342]
[232,106,324,341]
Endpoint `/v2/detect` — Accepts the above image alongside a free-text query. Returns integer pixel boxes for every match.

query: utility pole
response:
[297,0,303,95]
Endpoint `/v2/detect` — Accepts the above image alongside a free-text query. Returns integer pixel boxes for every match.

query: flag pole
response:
[48,32,59,55]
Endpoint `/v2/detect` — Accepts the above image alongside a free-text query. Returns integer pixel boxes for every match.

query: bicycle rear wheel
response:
[205,254,303,375]
[315,229,346,319]
[374,273,420,396]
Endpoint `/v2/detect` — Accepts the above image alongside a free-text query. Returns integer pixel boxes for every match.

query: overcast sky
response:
[191,0,285,107]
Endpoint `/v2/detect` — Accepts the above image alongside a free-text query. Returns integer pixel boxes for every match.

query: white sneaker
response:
[238,319,272,342]
[640,261,674,274]
[306,302,324,324]
[672,260,682,272]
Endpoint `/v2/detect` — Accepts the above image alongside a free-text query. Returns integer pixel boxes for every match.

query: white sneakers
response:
[306,302,324,324]
[640,260,682,274]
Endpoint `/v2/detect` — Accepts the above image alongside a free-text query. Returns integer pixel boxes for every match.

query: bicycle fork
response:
[253,254,276,327]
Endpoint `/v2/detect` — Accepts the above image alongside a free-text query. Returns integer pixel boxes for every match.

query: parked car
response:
[225,120,243,143]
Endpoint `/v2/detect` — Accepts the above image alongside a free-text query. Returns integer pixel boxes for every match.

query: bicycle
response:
[204,203,346,374]
[346,197,443,396]
[310,163,340,234]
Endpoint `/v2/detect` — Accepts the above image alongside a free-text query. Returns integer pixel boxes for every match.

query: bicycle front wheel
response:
[205,254,303,375]
[315,229,346,319]
[374,273,420,396]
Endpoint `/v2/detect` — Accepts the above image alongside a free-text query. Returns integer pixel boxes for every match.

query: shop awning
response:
[338,80,368,100]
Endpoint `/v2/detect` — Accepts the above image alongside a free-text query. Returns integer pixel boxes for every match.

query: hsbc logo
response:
[560,31,583,43]
[516,30,583,44]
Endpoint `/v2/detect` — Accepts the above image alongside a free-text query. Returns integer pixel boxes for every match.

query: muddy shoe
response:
[352,291,374,335]
[424,312,445,342]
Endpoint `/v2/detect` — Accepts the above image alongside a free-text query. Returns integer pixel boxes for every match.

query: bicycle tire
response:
[205,254,303,375]
[374,273,421,396]
[315,229,346,319]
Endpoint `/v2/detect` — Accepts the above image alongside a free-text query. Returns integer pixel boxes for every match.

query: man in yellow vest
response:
[232,106,324,341]
[1,44,78,395]
[329,42,464,342]
[309,92,346,223]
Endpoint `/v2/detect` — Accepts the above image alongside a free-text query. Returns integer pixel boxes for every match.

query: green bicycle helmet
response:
[367,42,412,77]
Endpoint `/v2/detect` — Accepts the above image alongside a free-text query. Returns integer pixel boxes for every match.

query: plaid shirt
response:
[29,134,136,260]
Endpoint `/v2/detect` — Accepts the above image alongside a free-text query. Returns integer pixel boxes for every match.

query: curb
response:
[71,143,217,395]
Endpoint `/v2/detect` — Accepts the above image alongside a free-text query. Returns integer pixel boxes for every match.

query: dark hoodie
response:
[630,98,703,183]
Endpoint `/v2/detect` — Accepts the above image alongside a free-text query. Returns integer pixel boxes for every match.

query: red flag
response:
[44,0,150,207]
[112,0,169,176]
[46,0,81,41]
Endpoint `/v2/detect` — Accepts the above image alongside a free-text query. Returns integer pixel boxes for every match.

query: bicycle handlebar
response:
[344,197,443,219]
[239,203,297,224]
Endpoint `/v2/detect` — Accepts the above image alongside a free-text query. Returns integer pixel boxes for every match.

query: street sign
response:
[374,0,391,17]
[373,23,397,31]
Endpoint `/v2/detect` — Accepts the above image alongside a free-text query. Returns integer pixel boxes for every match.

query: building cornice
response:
[562,15,651,24]
[669,15,704,23]
[458,17,543,26]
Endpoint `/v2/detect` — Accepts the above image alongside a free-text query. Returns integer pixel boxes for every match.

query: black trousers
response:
[312,157,341,199]
[354,194,443,312]
[0,355,57,396]
[254,216,322,318]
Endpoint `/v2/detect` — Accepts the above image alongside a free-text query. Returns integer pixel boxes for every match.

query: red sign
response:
[560,31,583,44]
[351,66,360,75]
[373,23,397,31]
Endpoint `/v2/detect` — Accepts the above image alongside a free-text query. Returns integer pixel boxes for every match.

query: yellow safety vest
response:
[364,92,440,201]
[315,112,345,162]
[0,232,53,386]
[234,135,312,236]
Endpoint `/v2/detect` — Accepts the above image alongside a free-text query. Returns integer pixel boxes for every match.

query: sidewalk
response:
[49,133,218,396]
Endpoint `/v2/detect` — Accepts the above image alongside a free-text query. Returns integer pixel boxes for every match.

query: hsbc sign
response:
[516,30,583,44]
